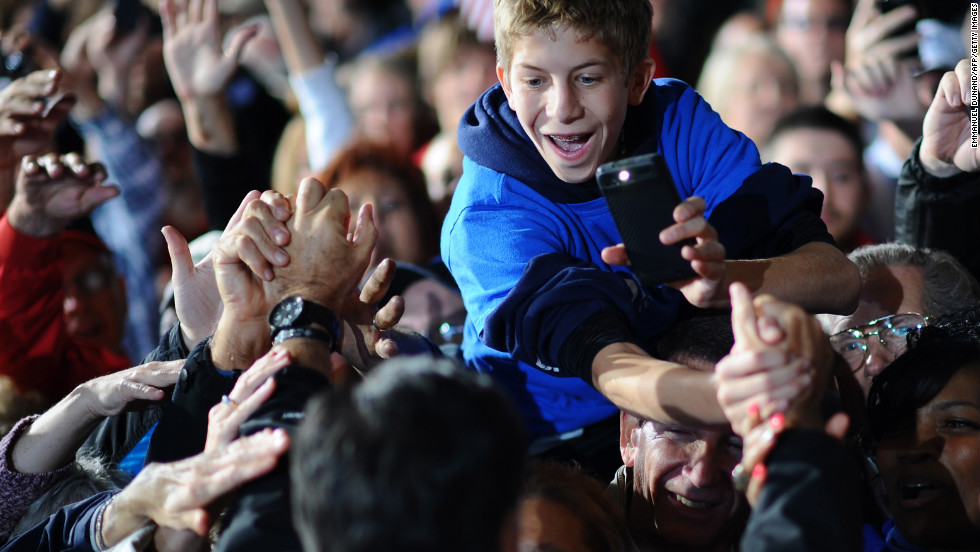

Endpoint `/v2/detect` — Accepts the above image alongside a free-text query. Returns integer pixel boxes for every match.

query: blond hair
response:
[493,0,652,79]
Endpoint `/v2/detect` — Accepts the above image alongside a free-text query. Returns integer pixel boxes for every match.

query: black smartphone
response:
[597,153,695,288]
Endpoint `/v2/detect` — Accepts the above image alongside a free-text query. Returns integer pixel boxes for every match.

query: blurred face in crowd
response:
[767,128,866,246]
[334,167,428,266]
[620,412,744,550]
[431,45,497,134]
[827,264,926,396]
[498,26,652,184]
[723,50,799,145]
[776,0,849,86]
[349,65,418,157]
[62,241,127,352]
[516,497,592,552]
[875,364,980,549]
[398,278,466,347]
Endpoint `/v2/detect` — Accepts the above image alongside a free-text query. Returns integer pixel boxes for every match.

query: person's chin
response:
[657,491,736,543]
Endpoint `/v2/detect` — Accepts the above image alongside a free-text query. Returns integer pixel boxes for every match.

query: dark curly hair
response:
[865,302,980,454]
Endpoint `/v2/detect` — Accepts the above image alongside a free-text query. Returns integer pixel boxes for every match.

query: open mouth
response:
[547,133,592,156]
[897,482,944,507]
[667,491,719,510]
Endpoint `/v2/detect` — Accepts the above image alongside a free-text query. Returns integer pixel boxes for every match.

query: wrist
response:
[100,494,148,549]
[269,296,342,351]
[918,149,962,179]
[273,286,346,316]
[5,198,61,238]
[181,96,238,154]
[211,315,271,370]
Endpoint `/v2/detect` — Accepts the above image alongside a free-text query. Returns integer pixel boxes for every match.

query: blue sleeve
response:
[442,169,568,339]
[442,162,675,372]
[657,82,833,258]
[482,252,665,373]
[0,491,110,552]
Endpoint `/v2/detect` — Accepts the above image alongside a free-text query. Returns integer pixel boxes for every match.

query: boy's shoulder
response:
[451,156,554,211]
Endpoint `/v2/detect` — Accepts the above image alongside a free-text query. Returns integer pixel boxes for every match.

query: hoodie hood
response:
[457,83,663,204]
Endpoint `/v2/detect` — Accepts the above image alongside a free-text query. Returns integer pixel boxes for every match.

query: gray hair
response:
[847,242,980,317]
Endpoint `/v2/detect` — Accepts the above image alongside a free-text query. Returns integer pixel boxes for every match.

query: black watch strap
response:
[269,296,341,350]
[272,327,337,349]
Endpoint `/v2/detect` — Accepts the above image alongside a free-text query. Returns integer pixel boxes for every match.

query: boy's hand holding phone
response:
[601,196,728,308]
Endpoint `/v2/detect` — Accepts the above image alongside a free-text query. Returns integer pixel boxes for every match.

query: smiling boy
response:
[441,0,859,474]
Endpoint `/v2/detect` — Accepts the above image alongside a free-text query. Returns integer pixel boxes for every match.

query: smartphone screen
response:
[597,153,695,288]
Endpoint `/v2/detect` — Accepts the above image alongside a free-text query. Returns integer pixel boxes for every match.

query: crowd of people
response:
[0,0,977,550]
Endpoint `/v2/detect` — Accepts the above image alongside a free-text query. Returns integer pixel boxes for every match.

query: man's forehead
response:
[641,417,735,439]
[832,264,926,332]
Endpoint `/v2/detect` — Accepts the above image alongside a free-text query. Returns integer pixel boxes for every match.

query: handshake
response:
[163,177,406,376]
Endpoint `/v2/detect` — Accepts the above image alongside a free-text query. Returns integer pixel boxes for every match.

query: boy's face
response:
[767,128,866,244]
[497,26,653,184]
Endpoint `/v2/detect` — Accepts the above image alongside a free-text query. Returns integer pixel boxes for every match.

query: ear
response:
[627,58,655,106]
[620,410,638,467]
[497,64,514,109]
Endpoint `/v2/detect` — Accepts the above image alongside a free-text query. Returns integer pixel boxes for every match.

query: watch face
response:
[272,296,305,328]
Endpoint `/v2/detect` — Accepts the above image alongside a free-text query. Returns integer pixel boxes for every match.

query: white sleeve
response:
[288,58,354,172]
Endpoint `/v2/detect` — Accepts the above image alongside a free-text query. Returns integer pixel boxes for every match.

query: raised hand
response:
[919,59,978,177]
[163,190,290,349]
[829,0,925,125]
[718,283,843,504]
[209,191,292,368]
[204,348,290,453]
[716,283,815,436]
[100,428,289,546]
[160,0,256,100]
[270,177,377,314]
[77,360,184,418]
[0,70,74,171]
[5,153,117,237]
[337,258,405,372]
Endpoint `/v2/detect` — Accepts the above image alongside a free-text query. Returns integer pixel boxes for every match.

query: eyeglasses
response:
[829,313,929,372]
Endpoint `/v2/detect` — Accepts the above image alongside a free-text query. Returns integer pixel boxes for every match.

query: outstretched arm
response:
[602,198,860,314]
[263,0,354,172]
[160,0,255,154]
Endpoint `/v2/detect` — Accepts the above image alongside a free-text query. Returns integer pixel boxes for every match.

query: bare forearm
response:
[265,0,325,73]
[211,316,271,371]
[180,96,238,155]
[726,242,860,315]
[10,389,102,474]
[592,342,726,425]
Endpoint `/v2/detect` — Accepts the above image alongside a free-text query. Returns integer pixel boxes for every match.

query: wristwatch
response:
[268,296,341,349]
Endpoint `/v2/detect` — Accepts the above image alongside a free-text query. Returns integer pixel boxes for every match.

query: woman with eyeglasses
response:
[862,304,980,552]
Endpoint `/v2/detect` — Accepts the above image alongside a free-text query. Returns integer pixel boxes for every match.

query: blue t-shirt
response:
[442,79,830,438]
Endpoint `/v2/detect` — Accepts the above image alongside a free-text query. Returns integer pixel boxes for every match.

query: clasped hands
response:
[207,178,404,372]
[715,282,848,504]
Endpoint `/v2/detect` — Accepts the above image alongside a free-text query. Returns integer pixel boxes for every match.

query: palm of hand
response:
[923,107,978,173]
[164,22,236,98]
[174,255,223,341]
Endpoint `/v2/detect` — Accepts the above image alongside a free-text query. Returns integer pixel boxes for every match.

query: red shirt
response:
[0,216,130,400]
